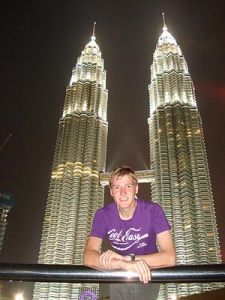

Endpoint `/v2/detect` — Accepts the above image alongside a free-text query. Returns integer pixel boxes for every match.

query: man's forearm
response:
[137,250,176,268]
[84,249,125,270]
[83,249,101,268]
[84,251,151,283]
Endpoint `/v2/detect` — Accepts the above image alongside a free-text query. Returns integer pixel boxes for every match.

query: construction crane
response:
[0,134,12,154]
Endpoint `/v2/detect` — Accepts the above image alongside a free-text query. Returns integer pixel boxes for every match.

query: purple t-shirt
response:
[90,199,171,256]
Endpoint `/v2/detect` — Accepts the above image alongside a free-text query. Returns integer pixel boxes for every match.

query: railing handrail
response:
[0,263,224,283]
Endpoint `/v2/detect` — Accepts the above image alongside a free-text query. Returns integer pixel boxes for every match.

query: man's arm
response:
[135,230,176,268]
[83,236,103,268]
[84,236,151,283]
[84,236,124,269]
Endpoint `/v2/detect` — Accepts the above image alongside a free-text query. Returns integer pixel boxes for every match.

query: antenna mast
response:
[162,12,167,30]
[92,21,96,36]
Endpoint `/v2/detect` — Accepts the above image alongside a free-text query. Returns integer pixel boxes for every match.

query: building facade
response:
[0,192,13,253]
[148,22,223,299]
[33,31,108,299]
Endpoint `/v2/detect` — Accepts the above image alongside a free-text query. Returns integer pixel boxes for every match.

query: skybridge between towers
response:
[100,169,155,186]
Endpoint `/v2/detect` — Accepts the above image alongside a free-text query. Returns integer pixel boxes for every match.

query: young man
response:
[84,166,176,299]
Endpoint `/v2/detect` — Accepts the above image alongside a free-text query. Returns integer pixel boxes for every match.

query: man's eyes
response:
[113,185,132,190]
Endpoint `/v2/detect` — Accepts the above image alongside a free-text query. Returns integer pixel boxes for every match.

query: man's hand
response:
[100,250,151,283]
[122,259,151,284]
[99,250,123,269]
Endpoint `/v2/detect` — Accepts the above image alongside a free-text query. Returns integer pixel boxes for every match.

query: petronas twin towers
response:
[33,20,223,300]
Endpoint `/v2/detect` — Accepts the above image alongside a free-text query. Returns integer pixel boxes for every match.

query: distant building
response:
[179,287,225,299]
[0,192,13,252]
[33,29,108,299]
[148,21,223,299]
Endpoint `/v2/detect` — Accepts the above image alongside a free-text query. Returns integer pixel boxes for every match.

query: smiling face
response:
[110,174,139,212]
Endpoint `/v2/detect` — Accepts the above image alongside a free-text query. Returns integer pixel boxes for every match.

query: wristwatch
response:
[129,253,135,261]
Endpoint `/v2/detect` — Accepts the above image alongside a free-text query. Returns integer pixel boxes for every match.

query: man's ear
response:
[135,184,139,195]
[109,187,113,197]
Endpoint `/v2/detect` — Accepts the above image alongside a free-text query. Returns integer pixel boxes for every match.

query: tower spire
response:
[162,12,167,31]
[92,21,96,37]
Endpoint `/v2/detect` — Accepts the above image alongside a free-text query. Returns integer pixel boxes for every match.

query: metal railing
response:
[0,263,224,283]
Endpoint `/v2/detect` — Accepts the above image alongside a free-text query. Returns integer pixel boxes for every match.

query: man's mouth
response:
[120,197,128,201]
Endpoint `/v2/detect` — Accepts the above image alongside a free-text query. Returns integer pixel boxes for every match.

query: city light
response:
[15,292,24,300]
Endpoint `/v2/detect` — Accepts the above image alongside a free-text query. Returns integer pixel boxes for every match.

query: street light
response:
[14,292,24,300]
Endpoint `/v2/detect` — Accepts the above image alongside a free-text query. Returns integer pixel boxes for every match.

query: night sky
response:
[1,0,225,277]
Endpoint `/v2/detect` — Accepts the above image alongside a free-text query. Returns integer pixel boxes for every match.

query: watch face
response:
[129,253,135,261]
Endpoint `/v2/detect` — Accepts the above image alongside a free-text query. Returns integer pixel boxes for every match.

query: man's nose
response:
[120,187,126,194]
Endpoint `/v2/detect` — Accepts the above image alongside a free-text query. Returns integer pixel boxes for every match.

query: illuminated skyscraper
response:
[148,19,223,299]
[33,27,108,299]
[0,192,13,253]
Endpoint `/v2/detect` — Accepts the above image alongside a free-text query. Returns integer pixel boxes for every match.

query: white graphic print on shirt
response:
[108,227,148,251]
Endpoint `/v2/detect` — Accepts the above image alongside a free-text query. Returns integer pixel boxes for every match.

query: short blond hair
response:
[109,166,138,187]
